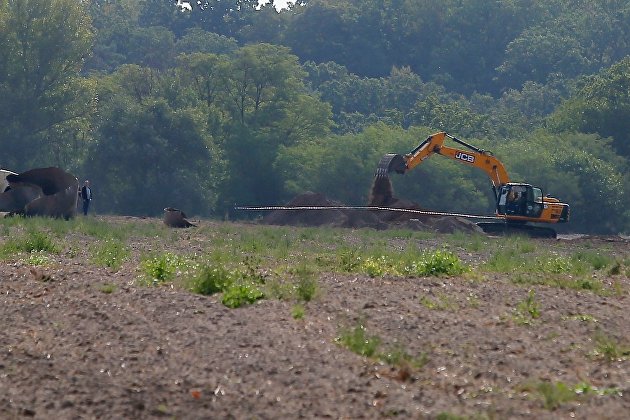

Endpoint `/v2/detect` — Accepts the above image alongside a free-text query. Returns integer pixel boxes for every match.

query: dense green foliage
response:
[0,0,628,232]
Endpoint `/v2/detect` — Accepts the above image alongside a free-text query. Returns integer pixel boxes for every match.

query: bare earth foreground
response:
[1,216,629,419]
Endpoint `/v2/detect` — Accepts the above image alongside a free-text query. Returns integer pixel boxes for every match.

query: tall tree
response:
[0,0,94,170]
[85,65,222,216]
[548,57,630,158]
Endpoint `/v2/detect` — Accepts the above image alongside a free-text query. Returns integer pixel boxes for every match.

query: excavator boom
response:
[377,132,510,190]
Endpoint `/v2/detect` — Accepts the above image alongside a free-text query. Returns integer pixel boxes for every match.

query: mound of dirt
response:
[262,192,387,230]
[263,184,481,234]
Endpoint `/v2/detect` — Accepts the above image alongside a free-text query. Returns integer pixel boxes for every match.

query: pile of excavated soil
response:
[263,176,481,234]
[262,192,387,230]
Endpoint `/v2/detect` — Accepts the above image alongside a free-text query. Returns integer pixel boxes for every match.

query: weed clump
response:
[512,289,541,325]
[336,321,428,373]
[405,249,468,277]
[591,332,630,362]
[189,265,235,295]
[337,323,381,357]
[187,263,265,309]
[520,380,622,410]
[90,239,129,271]
[345,249,468,278]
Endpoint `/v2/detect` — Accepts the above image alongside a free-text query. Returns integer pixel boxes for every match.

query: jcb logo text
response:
[455,152,475,163]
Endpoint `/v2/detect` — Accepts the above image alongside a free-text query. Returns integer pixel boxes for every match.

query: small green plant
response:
[563,314,597,323]
[221,283,265,308]
[25,251,52,266]
[607,261,622,276]
[360,255,400,278]
[291,304,305,319]
[591,332,630,362]
[289,264,319,302]
[139,252,189,284]
[295,275,318,302]
[572,250,613,270]
[186,260,266,308]
[521,380,622,410]
[513,290,541,325]
[337,323,381,357]
[573,382,621,397]
[380,346,428,370]
[535,381,580,410]
[90,239,129,271]
[99,283,116,294]
[419,293,459,311]
[337,248,361,272]
[188,265,235,295]
[405,250,468,277]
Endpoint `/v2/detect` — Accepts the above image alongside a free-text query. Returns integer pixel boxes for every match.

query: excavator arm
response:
[376,131,510,195]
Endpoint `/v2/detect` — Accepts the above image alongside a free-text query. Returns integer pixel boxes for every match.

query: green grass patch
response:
[590,332,630,362]
[345,249,468,278]
[571,250,614,270]
[519,380,622,410]
[25,251,53,266]
[563,314,598,323]
[419,293,459,311]
[99,283,116,294]
[404,249,468,277]
[336,321,428,372]
[485,247,616,294]
[0,229,60,258]
[138,252,193,285]
[512,289,541,325]
[90,239,130,271]
[186,261,266,308]
[336,322,381,357]
[291,304,305,319]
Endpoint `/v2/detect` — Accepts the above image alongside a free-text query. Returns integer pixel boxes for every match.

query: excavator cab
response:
[496,183,544,219]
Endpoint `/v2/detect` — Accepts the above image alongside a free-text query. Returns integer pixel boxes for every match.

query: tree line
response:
[0,0,628,233]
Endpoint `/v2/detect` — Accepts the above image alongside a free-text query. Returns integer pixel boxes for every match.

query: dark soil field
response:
[1,214,629,419]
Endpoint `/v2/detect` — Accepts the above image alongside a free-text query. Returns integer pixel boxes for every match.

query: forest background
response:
[0,0,629,234]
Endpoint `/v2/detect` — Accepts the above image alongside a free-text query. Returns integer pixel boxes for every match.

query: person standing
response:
[80,180,93,215]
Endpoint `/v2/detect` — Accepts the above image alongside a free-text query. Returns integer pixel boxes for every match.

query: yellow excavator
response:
[376,131,570,238]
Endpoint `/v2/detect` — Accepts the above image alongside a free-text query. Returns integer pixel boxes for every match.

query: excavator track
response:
[477,222,557,239]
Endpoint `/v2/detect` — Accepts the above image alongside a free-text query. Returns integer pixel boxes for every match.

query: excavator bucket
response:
[375,154,407,178]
